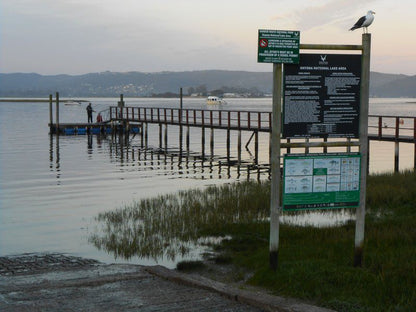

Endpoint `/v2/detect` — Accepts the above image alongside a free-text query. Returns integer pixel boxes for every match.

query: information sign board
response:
[257,30,300,64]
[283,153,361,211]
[283,54,361,138]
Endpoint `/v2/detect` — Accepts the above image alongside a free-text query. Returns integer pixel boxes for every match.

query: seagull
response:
[349,10,375,33]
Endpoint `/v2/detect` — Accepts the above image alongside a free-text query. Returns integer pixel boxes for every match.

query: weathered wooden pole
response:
[354,33,371,267]
[55,92,60,134]
[414,118,416,170]
[186,126,190,155]
[118,94,125,107]
[49,94,53,133]
[179,88,183,157]
[394,117,400,172]
[164,124,168,151]
[237,130,242,165]
[140,124,144,147]
[226,129,231,161]
[201,127,205,159]
[269,63,283,270]
[394,142,400,172]
[254,131,259,164]
[145,123,148,147]
[159,124,163,148]
[210,128,214,158]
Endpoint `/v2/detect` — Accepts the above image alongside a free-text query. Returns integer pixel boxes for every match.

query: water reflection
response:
[89,181,270,262]
[49,134,61,184]
[49,131,270,183]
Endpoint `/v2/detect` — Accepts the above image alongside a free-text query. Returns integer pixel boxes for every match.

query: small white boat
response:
[64,100,82,106]
[206,96,226,105]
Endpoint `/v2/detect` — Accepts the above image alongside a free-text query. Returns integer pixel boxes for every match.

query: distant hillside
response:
[0,70,414,98]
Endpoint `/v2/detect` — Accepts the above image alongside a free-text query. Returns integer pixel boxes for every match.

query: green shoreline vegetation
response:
[90,171,416,311]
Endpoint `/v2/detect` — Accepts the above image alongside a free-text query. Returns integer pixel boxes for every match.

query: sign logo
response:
[259,39,268,48]
[319,55,328,65]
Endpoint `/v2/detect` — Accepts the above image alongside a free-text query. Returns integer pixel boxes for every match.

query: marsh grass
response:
[89,181,270,261]
[90,171,416,311]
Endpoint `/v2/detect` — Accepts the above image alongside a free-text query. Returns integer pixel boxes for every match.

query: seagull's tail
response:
[349,26,359,31]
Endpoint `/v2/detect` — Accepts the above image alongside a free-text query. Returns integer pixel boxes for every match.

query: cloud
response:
[271,0,379,31]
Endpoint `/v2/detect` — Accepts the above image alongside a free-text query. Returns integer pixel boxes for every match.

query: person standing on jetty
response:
[86,103,95,123]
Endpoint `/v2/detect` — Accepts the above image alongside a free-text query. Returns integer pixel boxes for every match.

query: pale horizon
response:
[1,0,415,76]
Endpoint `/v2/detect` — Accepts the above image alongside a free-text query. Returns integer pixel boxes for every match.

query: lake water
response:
[1,97,415,268]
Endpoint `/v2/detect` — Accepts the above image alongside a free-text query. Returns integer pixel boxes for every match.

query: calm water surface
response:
[1,97,415,267]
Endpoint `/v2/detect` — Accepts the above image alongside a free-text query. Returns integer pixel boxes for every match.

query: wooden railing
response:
[110,106,272,132]
[368,115,416,142]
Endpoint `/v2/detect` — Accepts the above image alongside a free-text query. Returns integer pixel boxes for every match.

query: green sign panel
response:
[257,29,300,64]
[283,153,361,211]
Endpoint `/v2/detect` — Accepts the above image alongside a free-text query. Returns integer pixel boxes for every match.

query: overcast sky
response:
[1,0,415,75]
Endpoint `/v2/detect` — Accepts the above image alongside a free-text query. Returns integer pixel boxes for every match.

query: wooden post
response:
[49,94,53,131]
[354,33,371,267]
[238,130,242,165]
[179,88,183,157]
[140,123,144,147]
[269,63,283,270]
[226,129,231,161]
[286,138,291,154]
[159,124,163,148]
[254,131,259,164]
[55,92,60,134]
[414,118,416,170]
[186,126,190,155]
[394,141,400,172]
[118,94,125,107]
[145,123,148,147]
[164,124,168,151]
[378,116,382,139]
[210,128,214,158]
[201,127,205,159]
[394,117,400,172]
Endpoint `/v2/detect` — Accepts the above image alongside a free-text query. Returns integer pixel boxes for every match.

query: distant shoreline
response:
[0,99,50,102]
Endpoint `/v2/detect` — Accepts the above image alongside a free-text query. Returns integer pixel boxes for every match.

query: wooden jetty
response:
[48,93,142,135]
[48,94,416,172]
[108,106,416,172]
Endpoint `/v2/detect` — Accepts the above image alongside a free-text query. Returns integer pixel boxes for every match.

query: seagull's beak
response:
[371,11,376,14]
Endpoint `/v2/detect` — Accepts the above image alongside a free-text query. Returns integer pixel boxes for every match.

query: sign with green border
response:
[257,29,300,64]
[283,153,361,211]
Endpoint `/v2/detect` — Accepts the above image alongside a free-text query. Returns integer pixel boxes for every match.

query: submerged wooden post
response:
[201,127,205,159]
[226,129,231,161]
[179,88,183,157]
[145,123,148,147]
[55,92,60,134]
[210,128,214,158]
[49,94,53,133]
[237,130,242,165]
[186,126,190,155]
[164,124,168,151]
[159,124,163,148]
[254,131,259,164]
[354,33,371,267]
[394,117,400,172]
[394,142,400,172]
[269,63,283,270]
[414,118,416,170]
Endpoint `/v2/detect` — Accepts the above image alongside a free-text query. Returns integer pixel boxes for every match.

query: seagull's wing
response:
[349,15,366,31]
